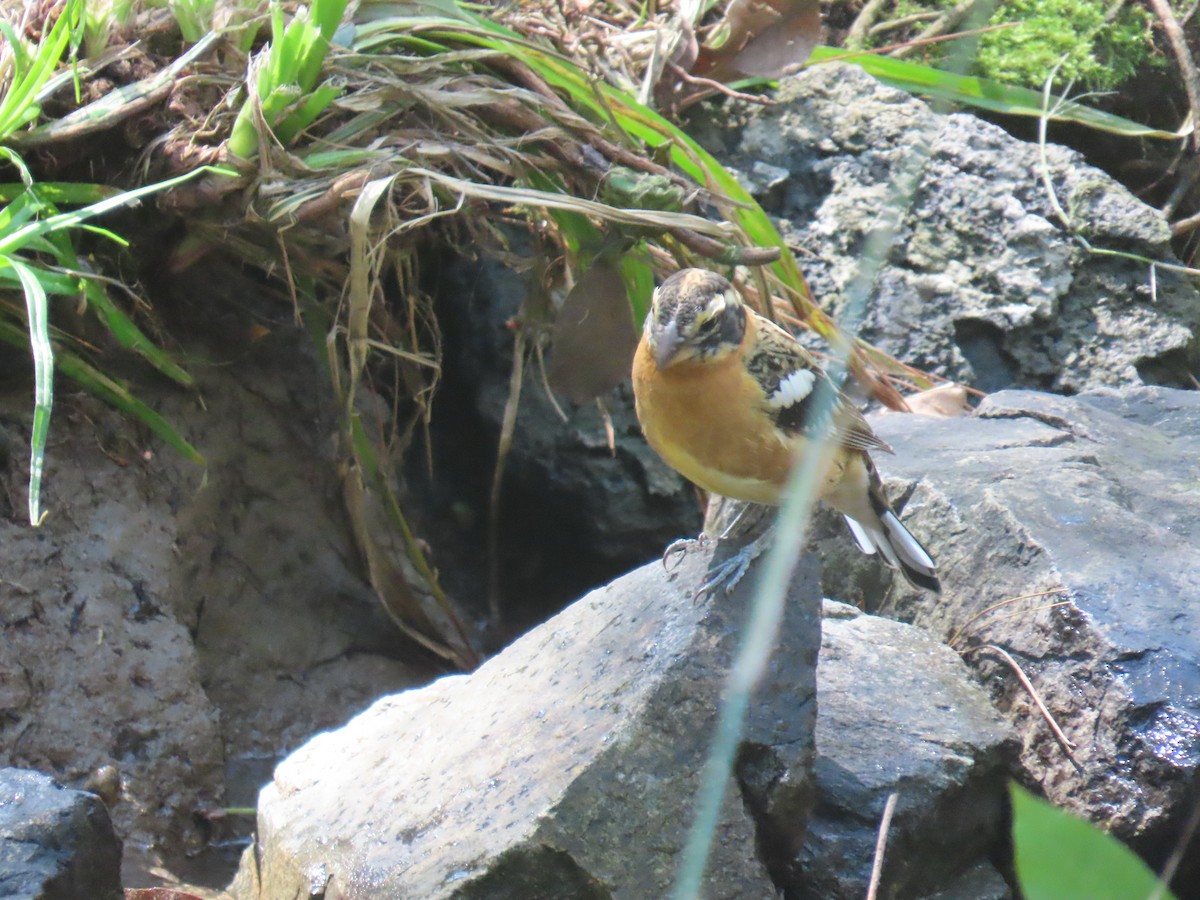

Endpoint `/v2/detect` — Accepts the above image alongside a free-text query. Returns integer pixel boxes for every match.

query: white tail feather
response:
[842,515,877,555]
[881,510,937,571]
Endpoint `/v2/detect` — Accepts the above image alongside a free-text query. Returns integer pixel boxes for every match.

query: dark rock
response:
[799,602,1013,900]
[917,862,1012,900]
[0,768,122,900]
[821,386,1200,896]
[422,249,702,628]
[234,544,821,898]
[712,64,1200,392]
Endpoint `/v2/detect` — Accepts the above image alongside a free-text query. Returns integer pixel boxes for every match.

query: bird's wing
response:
[747,315,892,454]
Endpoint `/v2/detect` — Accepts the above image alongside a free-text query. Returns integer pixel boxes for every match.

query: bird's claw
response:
[662,535,708,571]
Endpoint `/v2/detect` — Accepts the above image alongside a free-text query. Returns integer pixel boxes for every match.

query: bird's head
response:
[644,269,748,370]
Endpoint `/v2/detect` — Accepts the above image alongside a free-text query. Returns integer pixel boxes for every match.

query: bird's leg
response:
[697,522,775,596]
[663,500,775,588]
[715,501,769,542]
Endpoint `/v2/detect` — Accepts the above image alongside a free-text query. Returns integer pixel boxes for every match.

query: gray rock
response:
[0,768,122,900]
[821,386,1200,888]
[235,545,821,899]
[799,602,1013,900]
[708,63,1200,392]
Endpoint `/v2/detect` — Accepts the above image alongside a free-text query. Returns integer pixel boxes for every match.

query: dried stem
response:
[1146,0,1200,152]
[968,644,1083,773]
[866,792,899,900]
[890,0,992,58]
[488,325,528,625]
[845,0,892,50]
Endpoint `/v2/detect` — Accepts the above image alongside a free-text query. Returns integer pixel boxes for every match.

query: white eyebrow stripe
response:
[766,368,816,408]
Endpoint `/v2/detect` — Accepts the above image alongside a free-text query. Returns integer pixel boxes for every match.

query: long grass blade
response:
[8,259,55,524]
[808,47,1190,139]
[0,317,204,465]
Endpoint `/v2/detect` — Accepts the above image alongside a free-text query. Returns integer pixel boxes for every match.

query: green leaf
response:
[1011,784,1177,900]
[808,48,1188,140]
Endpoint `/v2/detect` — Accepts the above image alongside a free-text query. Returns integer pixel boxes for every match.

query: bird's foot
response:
[662,535,708,572]
[695,528,773,598]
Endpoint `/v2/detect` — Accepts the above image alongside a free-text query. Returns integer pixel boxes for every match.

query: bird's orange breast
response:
[631,334,795,505]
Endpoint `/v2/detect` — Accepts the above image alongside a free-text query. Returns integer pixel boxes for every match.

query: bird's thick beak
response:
[653,319,684,370]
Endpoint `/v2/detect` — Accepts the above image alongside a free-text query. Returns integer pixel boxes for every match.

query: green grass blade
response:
[273,82,341,144]
[617,245,654,326]
[54,349,205,465]
[0,0,81,140]
[0,316,205,467]
[0,165,223,256]
[8,258,54,525]
[39,229,194,387]
[808,48,1188,139]
[0,182,121,205]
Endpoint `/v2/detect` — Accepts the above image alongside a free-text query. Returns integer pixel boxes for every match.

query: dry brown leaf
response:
[904,383,971,418]
[549,259,639,404]
[694,0,822,80]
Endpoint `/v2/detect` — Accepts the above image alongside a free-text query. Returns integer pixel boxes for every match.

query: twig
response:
[1170,206,1200,237]
[667,61,777,106]
[866,792,899,900]
[1146,0,1200,152]
[846,0,893,50]
[967,644,1083,774]
[815,21,1020,65]
[869,11,942,37]
[946,587,1069,649]
[669,227,782,266]
[1160,154,1199,219]
[890,0,990,58]
[488,324,528,625]
[596,396,616,456]
[534,339,570,423]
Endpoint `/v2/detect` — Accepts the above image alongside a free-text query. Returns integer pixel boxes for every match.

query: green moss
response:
[978,0,1153,90]
[865,0,1155,92]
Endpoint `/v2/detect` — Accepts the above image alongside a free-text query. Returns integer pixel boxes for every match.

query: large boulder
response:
[236,551,1018,898]
[823,386,1200,893]
[703,63,1200,393]
[235,545,821,898]
[0,768,122,900]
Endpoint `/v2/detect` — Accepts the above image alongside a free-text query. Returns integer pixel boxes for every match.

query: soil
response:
[0,257,440,893]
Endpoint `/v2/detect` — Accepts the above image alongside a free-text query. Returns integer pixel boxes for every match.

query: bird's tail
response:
[840,460,940,593]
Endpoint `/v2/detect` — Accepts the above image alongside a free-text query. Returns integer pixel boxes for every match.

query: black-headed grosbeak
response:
[632,268,940,593]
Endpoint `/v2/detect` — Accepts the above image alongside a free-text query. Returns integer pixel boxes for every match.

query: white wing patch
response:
[766,368,816,409]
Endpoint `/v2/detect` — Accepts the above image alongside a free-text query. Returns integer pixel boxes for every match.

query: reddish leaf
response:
[549,259,638,404]
[694,0,822,80]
